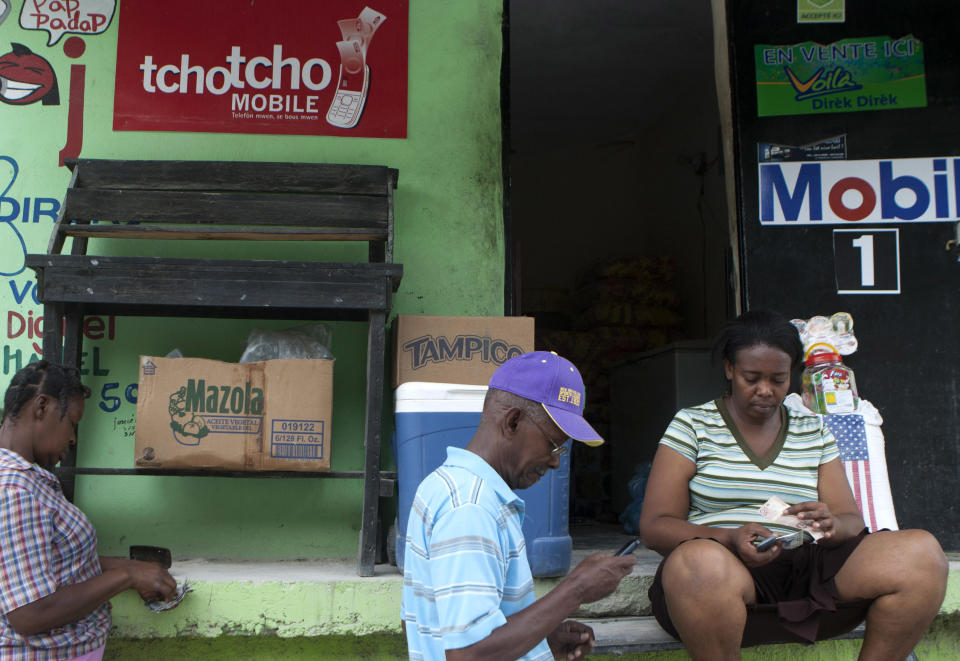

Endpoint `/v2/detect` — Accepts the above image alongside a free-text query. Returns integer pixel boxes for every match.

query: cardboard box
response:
[392,315,535,387]
[135,356,333,471]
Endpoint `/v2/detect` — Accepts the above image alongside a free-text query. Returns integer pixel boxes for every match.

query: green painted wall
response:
[0,0,504,559]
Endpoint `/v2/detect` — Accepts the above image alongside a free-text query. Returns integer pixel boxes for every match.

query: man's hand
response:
[547,620,595,660]
[563,552,636,605]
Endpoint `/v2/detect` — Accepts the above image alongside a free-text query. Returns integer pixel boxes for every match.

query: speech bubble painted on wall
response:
[19,0,115,47]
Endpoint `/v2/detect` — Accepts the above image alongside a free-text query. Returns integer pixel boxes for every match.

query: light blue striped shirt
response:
[660,399,840,535]
[401,447,551,661]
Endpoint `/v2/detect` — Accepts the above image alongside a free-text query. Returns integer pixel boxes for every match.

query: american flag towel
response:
[784,394,898,532]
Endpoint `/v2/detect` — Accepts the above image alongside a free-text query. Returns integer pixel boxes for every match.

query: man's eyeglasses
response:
[526,412,569,457]
[547,436,569,457]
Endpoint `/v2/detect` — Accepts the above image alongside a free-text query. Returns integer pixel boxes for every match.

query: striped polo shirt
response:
[401,447,551,661]
[0,449,110,661]
[660,399,839,535]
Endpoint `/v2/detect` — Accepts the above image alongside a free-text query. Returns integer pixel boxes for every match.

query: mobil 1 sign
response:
[759,156,958,296]
[759,157,960,225]
[833,229,900,294]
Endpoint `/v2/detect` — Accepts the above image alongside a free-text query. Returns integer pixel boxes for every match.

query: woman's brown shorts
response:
[648,529,873,647]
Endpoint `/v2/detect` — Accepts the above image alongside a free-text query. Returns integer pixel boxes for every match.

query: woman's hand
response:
[6,559,178,636]
[786,501,836,539]
[731,523,781,568]
[124,560,178,602]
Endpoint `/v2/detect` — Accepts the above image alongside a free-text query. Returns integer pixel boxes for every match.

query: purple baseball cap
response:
[488,351,603,446]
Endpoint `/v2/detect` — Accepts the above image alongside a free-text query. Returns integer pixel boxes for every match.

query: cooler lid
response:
[394,382,488,412]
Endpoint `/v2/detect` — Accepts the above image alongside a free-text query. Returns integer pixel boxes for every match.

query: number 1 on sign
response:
[851,235,875,286]
[833,228,899,294]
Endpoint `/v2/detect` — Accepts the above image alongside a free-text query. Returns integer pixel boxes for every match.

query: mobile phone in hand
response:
[615,538,640,556]
[754,530,811,552]
[754,536,780,552]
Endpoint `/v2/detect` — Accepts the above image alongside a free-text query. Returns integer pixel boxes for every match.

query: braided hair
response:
[1,361,91,424]
[714,309,804,372]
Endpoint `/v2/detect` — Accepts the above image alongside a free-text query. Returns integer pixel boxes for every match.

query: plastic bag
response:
[618,460,652,535]
[238,323,334,362]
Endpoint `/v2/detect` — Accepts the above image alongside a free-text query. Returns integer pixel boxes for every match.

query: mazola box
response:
[134,356,333,471]
[392,315,535,387]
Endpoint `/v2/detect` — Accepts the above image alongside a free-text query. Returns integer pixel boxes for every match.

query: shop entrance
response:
[506,0,732,528]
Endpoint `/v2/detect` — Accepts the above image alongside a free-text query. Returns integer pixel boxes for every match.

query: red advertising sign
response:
[114,0,408,138]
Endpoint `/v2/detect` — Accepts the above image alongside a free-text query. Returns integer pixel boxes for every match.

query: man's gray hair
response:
[484,387,550,425]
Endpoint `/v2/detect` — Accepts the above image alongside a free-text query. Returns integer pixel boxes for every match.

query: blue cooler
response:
[392,381,572,577]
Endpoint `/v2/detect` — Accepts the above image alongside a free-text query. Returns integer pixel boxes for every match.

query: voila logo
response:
[403,334,525,370]
[785,65,862,101]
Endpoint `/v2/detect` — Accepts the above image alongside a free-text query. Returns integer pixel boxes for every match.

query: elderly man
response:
[402,351,637,660]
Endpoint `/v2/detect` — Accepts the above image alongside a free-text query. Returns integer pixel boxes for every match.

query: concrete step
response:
[580,616,866,655]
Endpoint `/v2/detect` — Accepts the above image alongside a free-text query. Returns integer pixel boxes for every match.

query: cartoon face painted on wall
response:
[0,43,60,105]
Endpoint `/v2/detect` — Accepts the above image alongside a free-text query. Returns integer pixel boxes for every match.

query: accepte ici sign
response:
[113,0,408,138]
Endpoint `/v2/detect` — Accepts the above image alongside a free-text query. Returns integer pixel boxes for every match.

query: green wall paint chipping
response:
[109,575,402,638]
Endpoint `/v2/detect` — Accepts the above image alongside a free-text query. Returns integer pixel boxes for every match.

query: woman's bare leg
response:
[832,529,947,661]
[661,539,756,661]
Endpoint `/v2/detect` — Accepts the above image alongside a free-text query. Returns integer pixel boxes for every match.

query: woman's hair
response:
[715,309,804,371]
[1,360,91,423]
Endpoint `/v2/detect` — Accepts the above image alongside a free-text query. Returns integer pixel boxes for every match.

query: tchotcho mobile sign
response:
[113,0,408,138]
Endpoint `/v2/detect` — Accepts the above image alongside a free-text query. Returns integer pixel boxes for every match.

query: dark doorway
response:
[506,1,731,525]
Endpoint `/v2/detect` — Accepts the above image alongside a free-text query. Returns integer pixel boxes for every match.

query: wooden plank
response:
[48,165,80,254]
[35,304,374,323]
[41,303,63,363]
[60,225,388,242]
[63,189,389,226]
[358,309,386,576]
[69,159,394,195]
[26,254,403,285]
[59,308,85,501]
[37,271,395,311]
[26,257,401,291]
[386,179,395,263]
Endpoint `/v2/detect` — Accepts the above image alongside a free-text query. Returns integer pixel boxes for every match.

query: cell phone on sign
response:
[326,40,369,129]
[615,538,640,556]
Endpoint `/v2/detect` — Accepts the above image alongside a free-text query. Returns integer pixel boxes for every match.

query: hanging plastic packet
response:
[791,312,858,356]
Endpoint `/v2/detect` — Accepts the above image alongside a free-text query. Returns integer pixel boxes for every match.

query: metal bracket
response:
[946,220,960,252]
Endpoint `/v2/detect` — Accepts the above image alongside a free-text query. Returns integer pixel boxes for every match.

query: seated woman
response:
[639,310,948,660]
[0,361,178,661]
